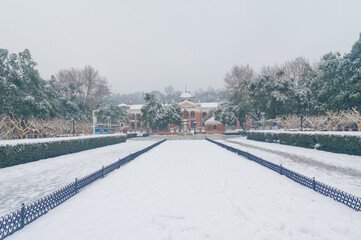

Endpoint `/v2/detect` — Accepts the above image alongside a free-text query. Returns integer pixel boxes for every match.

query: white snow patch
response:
[0,140,155,216]
[7,140,361,240]
[0,134,126,146]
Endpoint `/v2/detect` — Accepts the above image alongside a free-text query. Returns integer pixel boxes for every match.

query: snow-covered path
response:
[0,139,156,216]
[8,140,361,240]
[219,137,361,197]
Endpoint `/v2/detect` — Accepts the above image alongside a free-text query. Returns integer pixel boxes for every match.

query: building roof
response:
[200,102,219,108]
[204,117,222,125]
[129,104,143,110]
[180,92,193,99]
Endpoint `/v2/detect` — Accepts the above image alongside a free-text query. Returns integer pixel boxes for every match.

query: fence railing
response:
[0,139,166,240]
[206,138,361,212]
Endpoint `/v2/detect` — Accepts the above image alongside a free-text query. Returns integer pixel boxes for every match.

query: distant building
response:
[119,92,238,134]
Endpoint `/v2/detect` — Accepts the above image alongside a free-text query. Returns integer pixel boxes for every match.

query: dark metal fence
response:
[206,138,361,212]
[0,139,166,240]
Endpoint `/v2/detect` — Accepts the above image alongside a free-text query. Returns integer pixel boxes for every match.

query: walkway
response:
[8,140,361,240]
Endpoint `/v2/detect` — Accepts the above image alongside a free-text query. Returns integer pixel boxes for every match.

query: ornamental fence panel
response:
[0,139,166,240]
[205,138,361,212]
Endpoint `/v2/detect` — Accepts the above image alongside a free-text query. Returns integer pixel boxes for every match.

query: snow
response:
[218,137,361,197]
[180,92,193,99]
[0,139,156,216]
[204,117,222,125]
[7,140,361,240]
[200,102,219,108]
[0,133,126,146]
[129,104,143,111]
[251,129,361,136]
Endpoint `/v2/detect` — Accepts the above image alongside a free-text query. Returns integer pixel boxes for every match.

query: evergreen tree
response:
[141,93,161,129]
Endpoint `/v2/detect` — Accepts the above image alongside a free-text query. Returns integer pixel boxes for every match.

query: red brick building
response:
[120,92,235,134]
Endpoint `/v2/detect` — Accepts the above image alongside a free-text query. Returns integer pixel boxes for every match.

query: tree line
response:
[0,48,118,121]
[224,34,361,125]
[104,86,225,105]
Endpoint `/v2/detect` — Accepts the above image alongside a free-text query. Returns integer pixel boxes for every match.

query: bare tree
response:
[275,115,300,130]
[304,115,328,130]
[283,57,311,86]
[0,115,14,139]
[9,115,31,139]
[55,65,110,110]
[224,65,254,97]
[344,108,361,131]
[259,64,284,78]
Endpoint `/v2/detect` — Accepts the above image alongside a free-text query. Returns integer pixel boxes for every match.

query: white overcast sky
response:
[1,0,361,94]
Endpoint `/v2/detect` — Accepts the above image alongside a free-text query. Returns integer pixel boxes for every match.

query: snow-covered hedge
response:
[247,131,361,155]
[0,135,127,168]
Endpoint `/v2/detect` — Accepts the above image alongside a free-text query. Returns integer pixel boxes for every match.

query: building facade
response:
[120,92,235,134]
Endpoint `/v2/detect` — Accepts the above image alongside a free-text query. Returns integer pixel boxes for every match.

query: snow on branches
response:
[276,108,361,131]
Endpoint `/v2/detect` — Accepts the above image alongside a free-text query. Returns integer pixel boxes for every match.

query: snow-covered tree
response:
[213,103,237,127]
[96,105,129,123]
[141,93,161,129]
[153,103,181,130]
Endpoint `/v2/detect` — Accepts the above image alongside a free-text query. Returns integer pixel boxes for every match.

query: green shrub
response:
[246,131,361,155]
[316,134,361,155]
[292,133,316,148]
[0,135,127,168]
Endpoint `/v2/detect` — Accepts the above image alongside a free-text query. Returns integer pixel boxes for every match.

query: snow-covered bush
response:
[0,135,127,168]
[247,131,361,155]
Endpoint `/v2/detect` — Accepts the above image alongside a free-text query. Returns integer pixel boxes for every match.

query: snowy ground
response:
[0,133,126,146]
[0,139,156,216]
[8,140,361,240]
[218,137,361,197]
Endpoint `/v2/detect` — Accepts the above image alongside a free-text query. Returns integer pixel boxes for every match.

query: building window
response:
[191,111,195,118]
[137,122,141,128]
[136,114,141,119]
[202,112,207,118]
[131,114,135,120]
[213,125,217,130]
[208,126,212,130]
[183,111,189,118]
[131,122,135,129]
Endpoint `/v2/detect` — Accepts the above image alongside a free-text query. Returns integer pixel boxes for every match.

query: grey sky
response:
[1,0,361,94]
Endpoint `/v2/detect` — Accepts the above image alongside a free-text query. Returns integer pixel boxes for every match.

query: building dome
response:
[180,92,193,101]
[204,117,222,125]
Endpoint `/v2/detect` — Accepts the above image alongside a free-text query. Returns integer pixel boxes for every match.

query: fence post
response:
[75,178,78,194]
[20,203,25,229]
[118,158,121,169]
[312,177,316,191]
[102,166,104,178]
[280,164,283,175]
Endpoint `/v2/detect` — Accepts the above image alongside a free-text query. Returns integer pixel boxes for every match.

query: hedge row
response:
[247,131,361,156]
[0,135,127,168]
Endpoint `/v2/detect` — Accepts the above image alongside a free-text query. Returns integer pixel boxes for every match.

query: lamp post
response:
[72,119,75,136]
[107,116,111,134]
[92,109,100,134]
[261,112,265,130]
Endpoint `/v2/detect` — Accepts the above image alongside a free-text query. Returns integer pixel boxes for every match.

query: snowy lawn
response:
[8,140,361,240]
[219,137,361,197]
[0,139,156,216]
[0,133,126,146]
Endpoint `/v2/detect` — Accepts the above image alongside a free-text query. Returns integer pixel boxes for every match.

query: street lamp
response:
[92,109,100,134]
[107,116,111,134]
[300,113,303,131]
[260,112,265,130]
